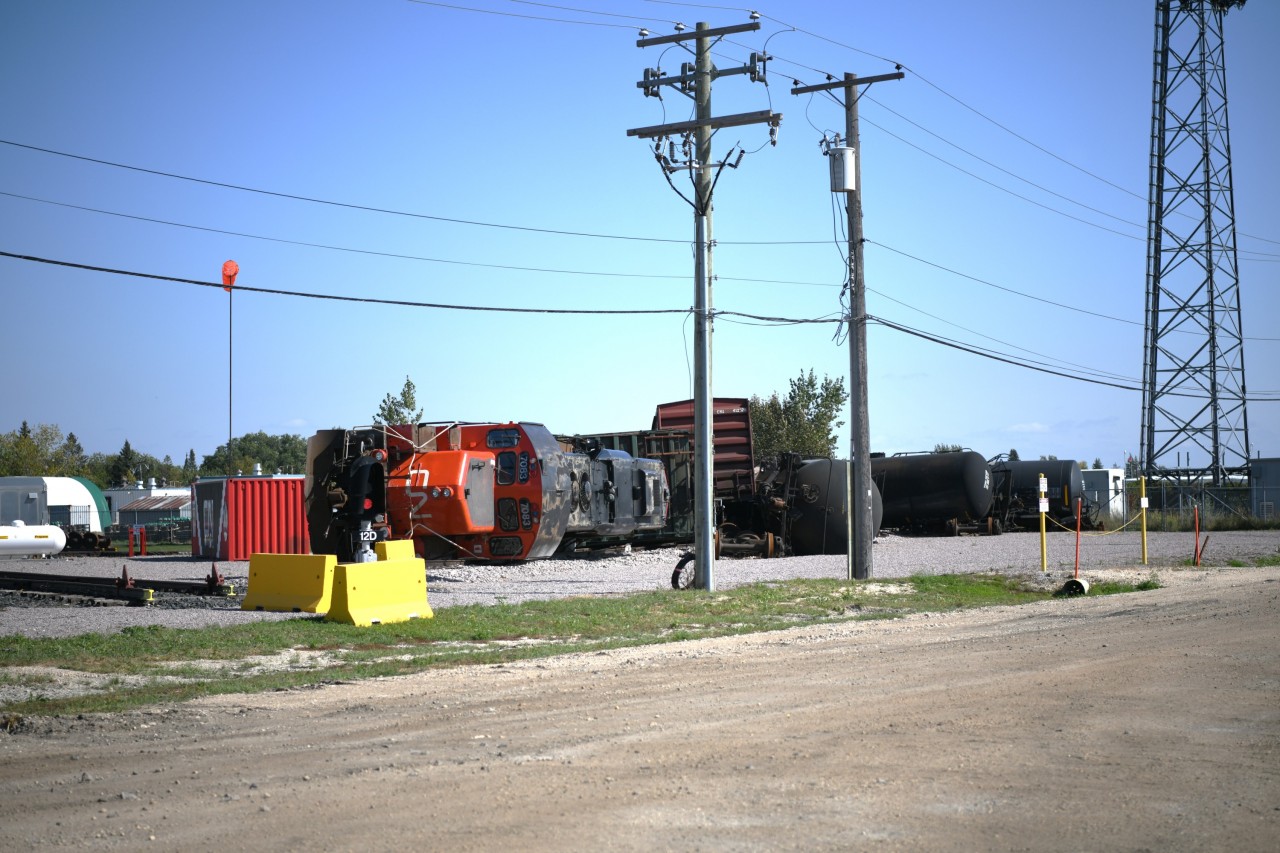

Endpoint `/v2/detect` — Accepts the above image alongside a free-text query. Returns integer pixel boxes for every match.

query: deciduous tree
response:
[750,370,848,462]
[374,375,423,425]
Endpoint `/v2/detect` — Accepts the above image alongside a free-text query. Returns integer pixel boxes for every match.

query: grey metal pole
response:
[228,286,233,477]
[693,22,716,591]
[846,72,873,581]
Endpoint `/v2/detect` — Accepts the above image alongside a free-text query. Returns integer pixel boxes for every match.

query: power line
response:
[7,247,1272,398]
[0,190,690,281]
[403,0,637,28]
[864,117,1144,241]
[870,314,1142,392]
[6,182,1272,344]
[870,314,1280,401]
[868,239,1280,343]
[0,139,831,246]
[0,248,851,325]
[505,1,669,24]
[721,10,1280,249]
[0,188,842,286]
[0,250,688,316]
[866,283,1142,384]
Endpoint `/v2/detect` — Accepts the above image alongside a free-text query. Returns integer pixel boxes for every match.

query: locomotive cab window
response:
[487,428,521,449]
[496,451,518,486]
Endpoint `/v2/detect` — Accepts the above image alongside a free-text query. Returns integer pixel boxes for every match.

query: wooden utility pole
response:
[791,71,902,580]
[629,21,780,591]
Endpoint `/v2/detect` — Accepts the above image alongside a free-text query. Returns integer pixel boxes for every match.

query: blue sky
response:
[2,0,1276,470]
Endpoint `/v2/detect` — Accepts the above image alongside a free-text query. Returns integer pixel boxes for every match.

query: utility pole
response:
[791,71,902,580]
[629,21,780,591]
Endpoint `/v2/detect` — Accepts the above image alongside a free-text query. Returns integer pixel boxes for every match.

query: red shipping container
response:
[191,477,310,561]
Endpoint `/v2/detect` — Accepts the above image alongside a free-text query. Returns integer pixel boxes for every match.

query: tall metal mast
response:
[1141,0,1250,485]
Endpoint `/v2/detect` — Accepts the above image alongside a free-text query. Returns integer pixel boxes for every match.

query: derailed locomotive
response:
[305,422,669,563]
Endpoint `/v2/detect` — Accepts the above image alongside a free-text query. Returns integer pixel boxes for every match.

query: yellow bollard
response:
[1039,472,1048,572]
[1140,476,1148,565]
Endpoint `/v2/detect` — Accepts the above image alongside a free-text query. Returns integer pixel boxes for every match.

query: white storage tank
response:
[0,521,67,557]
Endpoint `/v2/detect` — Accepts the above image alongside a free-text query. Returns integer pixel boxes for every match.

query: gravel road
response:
[2,530,1278,638]
[2,564,1276,851]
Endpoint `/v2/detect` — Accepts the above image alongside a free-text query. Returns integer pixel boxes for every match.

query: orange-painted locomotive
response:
[305,422,669,563]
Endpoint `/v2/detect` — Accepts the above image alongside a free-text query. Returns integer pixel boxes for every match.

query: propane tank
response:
[0,521,68,557]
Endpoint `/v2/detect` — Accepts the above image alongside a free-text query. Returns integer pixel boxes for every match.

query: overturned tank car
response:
[871,450,997,535]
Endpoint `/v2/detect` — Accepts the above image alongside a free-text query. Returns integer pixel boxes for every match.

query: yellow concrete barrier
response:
[242,553,336,613]
[325,541,433,626]
[375,539,416,562]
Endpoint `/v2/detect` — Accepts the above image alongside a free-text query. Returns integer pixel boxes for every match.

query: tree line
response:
[0,378,427,490]
[0,422,307,489]
[10,372,1116,489]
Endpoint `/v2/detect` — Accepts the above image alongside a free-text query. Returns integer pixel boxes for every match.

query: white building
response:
[1081,468,1126,524]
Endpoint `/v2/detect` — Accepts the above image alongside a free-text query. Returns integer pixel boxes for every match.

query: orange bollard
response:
[1194,506,1201,566]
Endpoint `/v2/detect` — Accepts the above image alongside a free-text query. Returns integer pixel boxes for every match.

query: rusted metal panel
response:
[191,477,309,561]
[653,398,754,499]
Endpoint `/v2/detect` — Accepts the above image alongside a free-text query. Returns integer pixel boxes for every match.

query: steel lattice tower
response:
[1141,0,1250,485]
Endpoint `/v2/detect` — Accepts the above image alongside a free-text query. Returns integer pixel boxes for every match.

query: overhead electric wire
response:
[403,0,638,28]
[868,239,1280,343]
[870,314,1143,392]
[863,95,1148,231]
[0,189,691,281]
[866,283,1143,385]
[0,250,687,316]
[6,248,1274,399]
[0,187,844,287]
[864,118,1144,242]
[505,0,667,24]
[707,6,1280,249]
[870,314,1280,402]
[0,139,831,246]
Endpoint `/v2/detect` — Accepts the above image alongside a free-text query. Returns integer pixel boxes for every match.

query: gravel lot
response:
[2,529,1278,638]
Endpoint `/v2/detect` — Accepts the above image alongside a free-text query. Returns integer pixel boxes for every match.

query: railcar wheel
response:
[671,552,696,590]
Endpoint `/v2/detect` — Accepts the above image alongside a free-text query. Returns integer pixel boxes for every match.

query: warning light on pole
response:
[222,260,239,292]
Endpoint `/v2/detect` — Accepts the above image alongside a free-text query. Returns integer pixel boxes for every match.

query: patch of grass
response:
[1142,510,1280,533]
[0,672,57,686]
[1253,553,1280,568]
[0,573,1163,717]
[1091,575,1162,595]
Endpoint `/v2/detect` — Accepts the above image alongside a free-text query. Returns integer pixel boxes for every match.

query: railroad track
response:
[0,566,235,603]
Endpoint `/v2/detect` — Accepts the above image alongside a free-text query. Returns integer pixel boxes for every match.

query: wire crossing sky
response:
[1,0,1276,466]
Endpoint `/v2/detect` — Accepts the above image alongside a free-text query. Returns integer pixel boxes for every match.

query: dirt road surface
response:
[3,567,1278,851]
